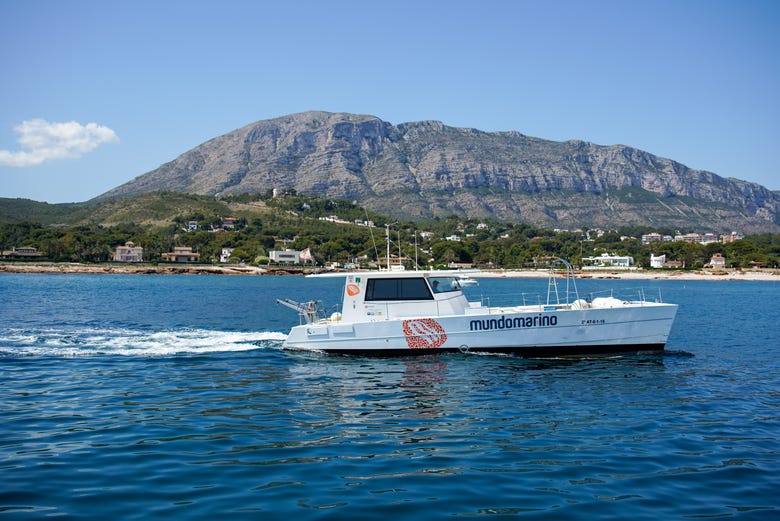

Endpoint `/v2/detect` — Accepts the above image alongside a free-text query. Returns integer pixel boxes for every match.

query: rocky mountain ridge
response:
[97,111,779,232]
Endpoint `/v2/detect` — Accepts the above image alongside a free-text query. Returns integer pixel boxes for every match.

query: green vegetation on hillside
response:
[1,192,779,269]
[0,198,88,225]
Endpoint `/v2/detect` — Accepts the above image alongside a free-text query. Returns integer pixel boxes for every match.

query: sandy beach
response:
[1,262,778,281]
[474,268,780,281]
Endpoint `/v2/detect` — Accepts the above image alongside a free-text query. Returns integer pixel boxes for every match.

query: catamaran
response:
[277,260,677,357]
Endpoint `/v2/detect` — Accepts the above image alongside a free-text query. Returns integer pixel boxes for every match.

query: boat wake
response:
[0,326,287,357]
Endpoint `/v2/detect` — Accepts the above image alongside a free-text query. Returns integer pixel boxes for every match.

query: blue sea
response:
[1,273,779,520]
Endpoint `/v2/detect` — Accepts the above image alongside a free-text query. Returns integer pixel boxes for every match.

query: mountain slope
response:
[0,198,88,225]
[0,193,271,227]
[96,111,780,232]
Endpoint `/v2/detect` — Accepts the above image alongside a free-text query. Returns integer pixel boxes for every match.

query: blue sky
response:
[1,0,778,203]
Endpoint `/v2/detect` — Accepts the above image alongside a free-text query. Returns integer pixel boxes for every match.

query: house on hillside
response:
[220,217,239,230]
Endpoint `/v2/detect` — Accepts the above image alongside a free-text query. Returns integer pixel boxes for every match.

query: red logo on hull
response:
[402,319,447,349]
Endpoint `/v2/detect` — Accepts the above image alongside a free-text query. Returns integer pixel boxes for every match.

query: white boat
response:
[456,275,479,287]
[277,260,677,357]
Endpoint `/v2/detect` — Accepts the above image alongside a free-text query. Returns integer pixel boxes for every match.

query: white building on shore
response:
[582,253,635,270]
[269,249,302,264]
[650,254,666,269]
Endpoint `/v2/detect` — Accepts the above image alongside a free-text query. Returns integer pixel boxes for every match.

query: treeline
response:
[1,193,779,269]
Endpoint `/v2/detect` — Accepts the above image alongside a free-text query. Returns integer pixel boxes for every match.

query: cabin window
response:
[365,278,434,301]
[429,277,461,294]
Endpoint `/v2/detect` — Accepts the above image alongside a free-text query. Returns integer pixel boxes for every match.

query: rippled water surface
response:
[1,274,779,520]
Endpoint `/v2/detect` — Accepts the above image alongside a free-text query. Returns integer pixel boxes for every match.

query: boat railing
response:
[479,291,561,308]
[522,292,545,307]
[582,287,666,305]
[478,285,666,309]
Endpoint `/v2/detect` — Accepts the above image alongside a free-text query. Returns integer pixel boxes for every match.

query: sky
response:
[1,0,778,203]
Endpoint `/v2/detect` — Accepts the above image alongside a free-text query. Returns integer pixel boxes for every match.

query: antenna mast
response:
[414,231,418,270]
[386,224,391,271]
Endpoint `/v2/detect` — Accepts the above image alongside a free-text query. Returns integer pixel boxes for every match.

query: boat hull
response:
[303,343,666,357]
[282,302,677,357]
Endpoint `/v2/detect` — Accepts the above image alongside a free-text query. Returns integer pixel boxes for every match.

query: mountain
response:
[96,111,780,232]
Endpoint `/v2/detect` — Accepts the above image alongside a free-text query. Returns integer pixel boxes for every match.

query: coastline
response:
[1,262,778,281]
[474,268,780,281]
[0,262,271,276]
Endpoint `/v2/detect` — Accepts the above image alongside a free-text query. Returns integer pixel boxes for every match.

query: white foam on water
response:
[0,327,287,357]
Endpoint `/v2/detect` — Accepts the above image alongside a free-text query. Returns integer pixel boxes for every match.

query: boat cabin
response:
[334,271,474,323]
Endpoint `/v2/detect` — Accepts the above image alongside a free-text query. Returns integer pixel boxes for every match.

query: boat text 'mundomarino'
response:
[469,314,559,332]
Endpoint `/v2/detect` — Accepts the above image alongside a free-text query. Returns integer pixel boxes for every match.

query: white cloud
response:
[0,119,119,167]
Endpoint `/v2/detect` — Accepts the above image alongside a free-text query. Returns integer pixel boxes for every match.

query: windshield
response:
[364,277,434,301]
[429,277,461,294]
